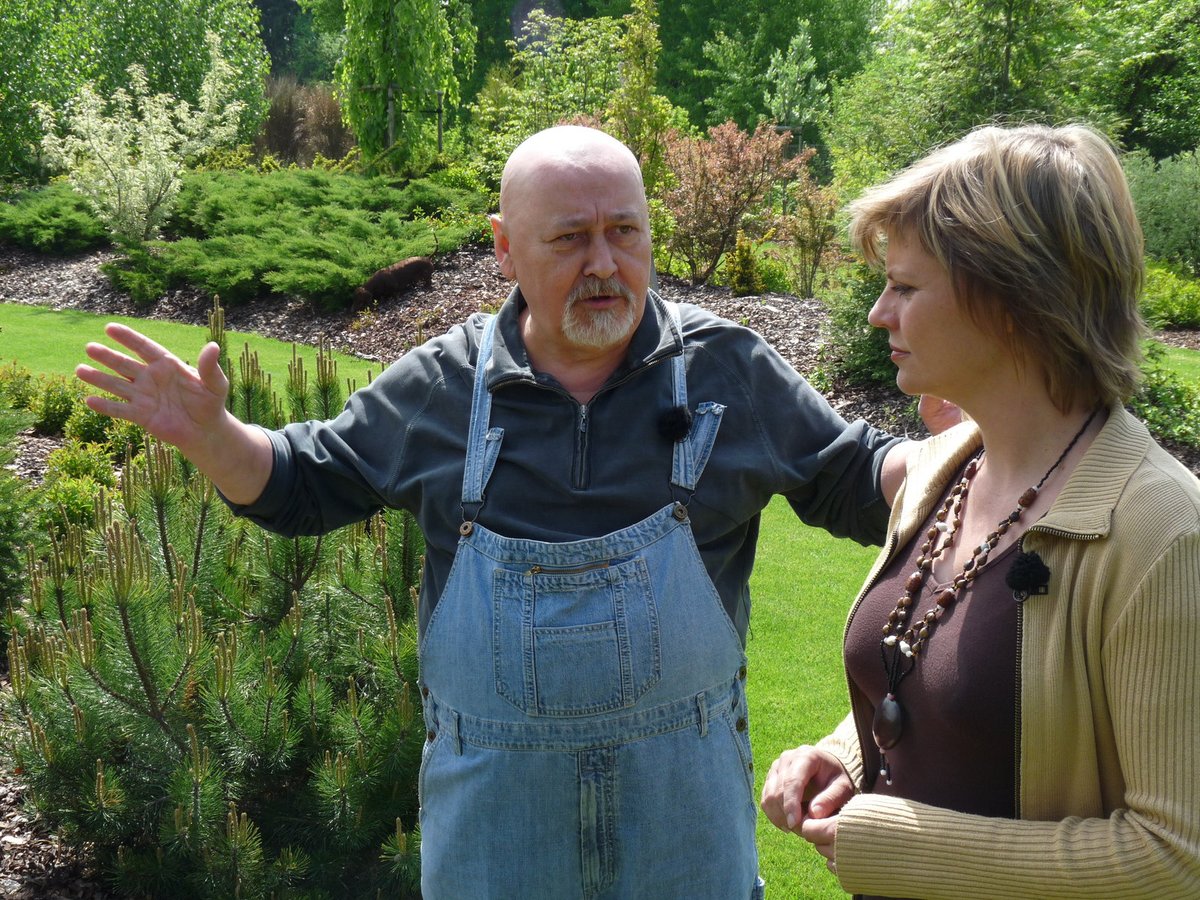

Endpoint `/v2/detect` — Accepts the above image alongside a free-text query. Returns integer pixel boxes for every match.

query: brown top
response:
[844,467,1020,899]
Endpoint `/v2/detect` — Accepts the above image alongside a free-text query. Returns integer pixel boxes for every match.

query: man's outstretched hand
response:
[78,323,230,453]
[76,323,274,505]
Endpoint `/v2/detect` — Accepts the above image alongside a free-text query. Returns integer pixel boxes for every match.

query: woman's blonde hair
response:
[849,123,1147,410]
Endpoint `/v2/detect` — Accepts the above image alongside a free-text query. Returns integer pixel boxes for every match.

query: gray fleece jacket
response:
[231,287,899,639]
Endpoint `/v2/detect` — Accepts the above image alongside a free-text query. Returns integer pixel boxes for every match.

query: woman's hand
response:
[760,745,853,831]
[760,745,852,873]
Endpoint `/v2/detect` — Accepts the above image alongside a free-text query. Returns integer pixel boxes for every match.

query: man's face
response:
[491,152,652,363]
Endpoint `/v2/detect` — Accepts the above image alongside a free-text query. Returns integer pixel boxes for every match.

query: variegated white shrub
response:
[37,32,245,244]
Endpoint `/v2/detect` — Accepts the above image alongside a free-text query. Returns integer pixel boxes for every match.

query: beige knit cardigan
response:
[819,404,1200,898]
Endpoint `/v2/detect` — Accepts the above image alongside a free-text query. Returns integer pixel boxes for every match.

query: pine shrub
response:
[724,231,764,297]
[8,328,427,896]
[0,182,109,254]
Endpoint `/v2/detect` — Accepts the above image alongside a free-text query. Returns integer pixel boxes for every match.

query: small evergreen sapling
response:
[6,309,425,897]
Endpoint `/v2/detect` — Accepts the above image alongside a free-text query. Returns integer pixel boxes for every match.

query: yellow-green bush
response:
[1142,261,1200,329]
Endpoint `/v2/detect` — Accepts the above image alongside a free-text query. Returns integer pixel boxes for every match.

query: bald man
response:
[79,126,908,898]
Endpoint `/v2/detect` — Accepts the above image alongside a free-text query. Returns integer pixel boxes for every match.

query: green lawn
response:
[747,497,877,898]
[1158,341,1200,384]
[0,301,380,389]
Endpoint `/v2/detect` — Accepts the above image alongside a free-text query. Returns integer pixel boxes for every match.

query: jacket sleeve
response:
[227,323,475,536]
[832,531,1200,899]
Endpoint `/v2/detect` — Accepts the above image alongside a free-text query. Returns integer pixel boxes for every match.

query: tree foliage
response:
[337,0,475,171]
[468,11,624,186]
[1081,0,1200,159]
[657,0,878,128]
[1,0,268,181]
[601,0,683,198]
[764,21,828,145]
[824,0,1200,194]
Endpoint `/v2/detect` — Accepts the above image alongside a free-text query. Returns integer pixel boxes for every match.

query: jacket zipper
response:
[573,404,590,489]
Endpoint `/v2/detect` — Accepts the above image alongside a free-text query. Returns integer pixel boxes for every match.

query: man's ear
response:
[490,214,516,280]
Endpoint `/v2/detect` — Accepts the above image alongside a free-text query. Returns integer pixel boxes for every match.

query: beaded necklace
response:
[872,407,1100,785]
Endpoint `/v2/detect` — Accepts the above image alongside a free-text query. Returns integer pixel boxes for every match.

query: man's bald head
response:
[498,126,647,225]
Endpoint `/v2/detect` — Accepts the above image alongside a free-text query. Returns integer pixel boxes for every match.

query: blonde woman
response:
[761,124,1200,898]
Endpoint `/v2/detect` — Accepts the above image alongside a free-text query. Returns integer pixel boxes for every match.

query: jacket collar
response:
[484,285,683,392]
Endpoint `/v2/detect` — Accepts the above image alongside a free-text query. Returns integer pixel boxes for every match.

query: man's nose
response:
[584,237,618,279]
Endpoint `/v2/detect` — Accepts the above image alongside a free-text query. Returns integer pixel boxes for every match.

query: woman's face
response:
[867,229,1008,405]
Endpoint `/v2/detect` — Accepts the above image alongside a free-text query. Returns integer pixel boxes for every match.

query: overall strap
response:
[666,301,726,492]
[461,315,505,512]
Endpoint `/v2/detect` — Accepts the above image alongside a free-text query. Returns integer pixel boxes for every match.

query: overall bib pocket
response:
[493,556,661,716]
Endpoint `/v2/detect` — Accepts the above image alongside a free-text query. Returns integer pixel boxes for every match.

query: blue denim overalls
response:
[418,308,763,898]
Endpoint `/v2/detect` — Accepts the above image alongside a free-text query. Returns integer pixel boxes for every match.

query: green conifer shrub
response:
[725,231,764,297]
[7,325,426,897]
[101,168,485,310]
[0,182,109,255]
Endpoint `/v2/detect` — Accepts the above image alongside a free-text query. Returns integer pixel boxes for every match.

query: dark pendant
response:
[872,692,904,750]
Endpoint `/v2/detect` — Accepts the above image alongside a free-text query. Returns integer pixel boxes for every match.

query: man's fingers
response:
[83,392,136,424]
[196,342,229,395]
[102,322,173,363]
[83,343,145,382]
[75,365,134,402]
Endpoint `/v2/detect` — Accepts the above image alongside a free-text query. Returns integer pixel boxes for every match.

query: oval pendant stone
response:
[872,693,904,750]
